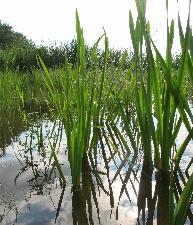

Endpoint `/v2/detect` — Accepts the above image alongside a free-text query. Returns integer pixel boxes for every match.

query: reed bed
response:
[1,0,193,224]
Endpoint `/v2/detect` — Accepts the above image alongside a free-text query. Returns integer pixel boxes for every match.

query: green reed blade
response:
[172,173,193,225]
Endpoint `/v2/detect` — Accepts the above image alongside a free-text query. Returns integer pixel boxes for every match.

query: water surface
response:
[0,110,193,225]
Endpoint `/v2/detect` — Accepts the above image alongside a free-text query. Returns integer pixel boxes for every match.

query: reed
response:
[128,0,193,224]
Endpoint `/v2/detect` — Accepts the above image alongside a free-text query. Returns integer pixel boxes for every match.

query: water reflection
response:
[0,111,193,224]
[71,155,100,225]
[0,110,26,153]
[0,105,49,157]
[137,157,154,225]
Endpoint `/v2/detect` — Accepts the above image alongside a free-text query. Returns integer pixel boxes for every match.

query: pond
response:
[0,110,193,225]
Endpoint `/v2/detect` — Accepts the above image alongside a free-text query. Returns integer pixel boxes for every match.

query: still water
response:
[0,110,193,225]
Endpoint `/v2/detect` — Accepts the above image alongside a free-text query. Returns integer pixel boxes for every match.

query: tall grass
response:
[38,10,110,187]
[128,0,193,224]
[37,1,193,222]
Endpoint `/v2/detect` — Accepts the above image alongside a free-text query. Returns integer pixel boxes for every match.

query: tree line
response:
[0,20,180,72]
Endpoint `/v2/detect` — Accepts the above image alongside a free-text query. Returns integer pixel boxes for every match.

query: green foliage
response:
[0,20,31,49]
[0,20,182,73]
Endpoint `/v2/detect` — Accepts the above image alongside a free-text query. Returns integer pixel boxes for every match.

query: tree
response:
[0,20,32,49]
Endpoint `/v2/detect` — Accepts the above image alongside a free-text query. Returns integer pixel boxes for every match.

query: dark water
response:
[0,110,193,225]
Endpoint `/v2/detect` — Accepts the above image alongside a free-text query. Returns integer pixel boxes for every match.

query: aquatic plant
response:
[127,0,193,224]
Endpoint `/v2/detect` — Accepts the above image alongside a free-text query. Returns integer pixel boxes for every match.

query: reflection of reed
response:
[3,109,193,224]
[0,107,47,152]
[137,158,171,225]
[137,158,193,225]
[0,147,5,158]
[157,170,169,225]
[14,120,60,196]
[72,154,100,225]
[137,157,154,225]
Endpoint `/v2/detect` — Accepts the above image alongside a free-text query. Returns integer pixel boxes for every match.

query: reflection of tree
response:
[0,147,5,158]
[0,110,26,151]
[0,108,47,157]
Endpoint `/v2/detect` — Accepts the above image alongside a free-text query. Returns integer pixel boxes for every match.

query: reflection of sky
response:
[0,118,142,224]
[1,185,73,225]
[1,112,193,225]
[175,105,193,173]
[9,203,57,225]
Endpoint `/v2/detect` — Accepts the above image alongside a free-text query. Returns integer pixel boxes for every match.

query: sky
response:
[0,0,192,54]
